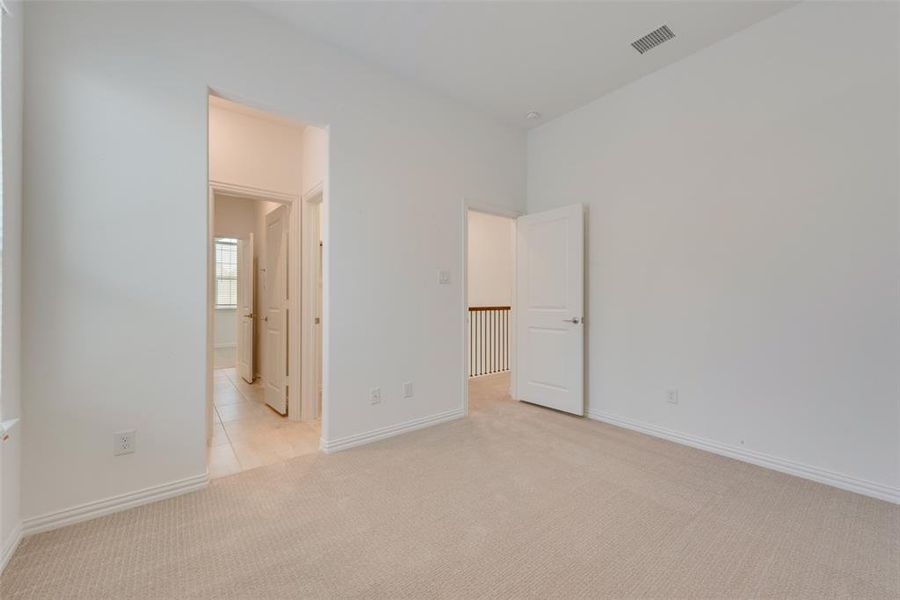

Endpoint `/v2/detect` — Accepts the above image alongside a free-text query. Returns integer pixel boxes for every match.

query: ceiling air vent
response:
[631,25,675,55]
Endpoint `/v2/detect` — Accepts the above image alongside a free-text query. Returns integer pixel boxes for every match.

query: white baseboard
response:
[0,522,23,575]
[587,409,899,504]
[22,471,210,536]
[321,408,466,453]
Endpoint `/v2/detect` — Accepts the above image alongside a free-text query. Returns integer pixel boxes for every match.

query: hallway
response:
[208,368,320,478]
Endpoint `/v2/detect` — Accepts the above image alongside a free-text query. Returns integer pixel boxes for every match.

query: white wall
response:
[301,125,328,197]
[22,1,524,521]
[1,0,24,568]
[209,101,303,196]
[527,2,900,496]
[214,195,259,240]
[213,309,237,350]
[467,211,513,307]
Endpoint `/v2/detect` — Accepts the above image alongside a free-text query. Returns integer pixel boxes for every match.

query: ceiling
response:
[253,1,796,129]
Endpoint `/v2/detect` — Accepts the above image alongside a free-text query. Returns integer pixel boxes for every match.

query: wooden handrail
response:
[468,306,510,312]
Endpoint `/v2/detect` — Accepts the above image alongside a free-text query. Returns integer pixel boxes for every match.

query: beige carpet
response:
[3,373,898,599]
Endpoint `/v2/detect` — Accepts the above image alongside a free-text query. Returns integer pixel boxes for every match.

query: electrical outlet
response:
[370,387,382,405]
[666,389,679,405]
[114,430,136,455]
[402,381,413,398]
[439,270,451,285]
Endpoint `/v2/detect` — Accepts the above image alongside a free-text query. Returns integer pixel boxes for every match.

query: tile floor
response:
[213,345,236,369]
[208,367,321,478]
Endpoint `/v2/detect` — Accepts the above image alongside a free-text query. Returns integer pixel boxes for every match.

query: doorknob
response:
[563,317,581,324]
[243,313,255,319]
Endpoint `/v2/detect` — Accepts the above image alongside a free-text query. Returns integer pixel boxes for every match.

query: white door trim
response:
[301,182,324,423]
[460,199,522,417]
[209,180,297,204]
[207,182,303,444]
[236,235,255,384]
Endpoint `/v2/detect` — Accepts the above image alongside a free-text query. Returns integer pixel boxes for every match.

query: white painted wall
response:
[213,308,237,350]
[527,2,900,495]
[209,101,303,196]
[22,1,524,521]
[301,125,328,197]
[467,211,514,307]
[1,0,24,568]
[214,195,259,240]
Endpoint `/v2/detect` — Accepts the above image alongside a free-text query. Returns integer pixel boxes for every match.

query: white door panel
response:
[516,204,584,415]
[264,206,289,415]
[237,235,254,384]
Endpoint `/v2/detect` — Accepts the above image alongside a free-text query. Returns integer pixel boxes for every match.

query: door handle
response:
[243,313,255,319]
[563,317,582,324]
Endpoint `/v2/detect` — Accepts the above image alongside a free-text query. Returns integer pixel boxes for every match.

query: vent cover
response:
[631,25,675,54]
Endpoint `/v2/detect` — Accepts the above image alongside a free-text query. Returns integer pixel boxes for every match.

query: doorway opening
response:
[464,207,517,414]
[206,95,327,478]
[464,203,586,418]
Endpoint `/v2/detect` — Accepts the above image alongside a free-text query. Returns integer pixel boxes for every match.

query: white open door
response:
[237,235,255,383]
[515,204,584,415]
[316,222,324,416]
[264,206,289,415]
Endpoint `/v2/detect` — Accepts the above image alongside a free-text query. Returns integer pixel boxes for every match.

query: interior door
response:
[315,211,324,416]
[515,204,584,415]
[237,235,255,383]
[264,205,289,415]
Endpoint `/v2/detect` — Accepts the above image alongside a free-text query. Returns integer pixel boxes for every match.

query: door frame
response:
[207,181,303,444]
[460,199,521,417]
[300,182,324,422]
[235,234,254,384]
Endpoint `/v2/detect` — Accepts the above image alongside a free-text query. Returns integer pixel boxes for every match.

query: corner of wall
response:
[1,0,26,573]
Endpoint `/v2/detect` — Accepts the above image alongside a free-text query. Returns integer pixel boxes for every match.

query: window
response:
[215,238,238,308]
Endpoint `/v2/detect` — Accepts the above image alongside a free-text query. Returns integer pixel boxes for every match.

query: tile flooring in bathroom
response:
[208,367,321,478]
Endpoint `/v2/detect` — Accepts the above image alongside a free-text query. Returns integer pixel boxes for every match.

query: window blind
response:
[215,238,238,307]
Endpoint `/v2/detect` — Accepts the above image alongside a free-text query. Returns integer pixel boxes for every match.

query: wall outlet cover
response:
[370,387,382,405]
[403,381,413,398]
[114,430,136,455]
